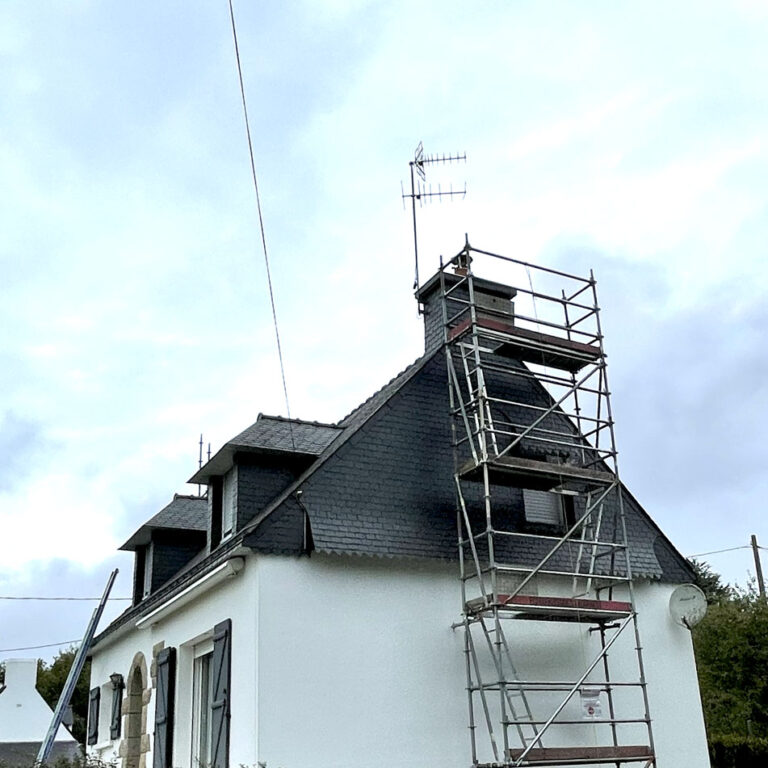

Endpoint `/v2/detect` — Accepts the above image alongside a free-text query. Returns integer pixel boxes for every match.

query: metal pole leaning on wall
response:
[37,569,118,765]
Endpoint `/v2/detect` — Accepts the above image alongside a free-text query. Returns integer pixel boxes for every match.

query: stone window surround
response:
[115,650,153,768]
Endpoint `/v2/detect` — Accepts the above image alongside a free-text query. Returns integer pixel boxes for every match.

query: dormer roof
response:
[188,415,343,484]
[119,494,207,551]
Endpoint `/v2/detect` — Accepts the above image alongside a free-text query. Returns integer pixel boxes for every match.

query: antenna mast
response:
[402,141,466,291]
[198,433,204,496]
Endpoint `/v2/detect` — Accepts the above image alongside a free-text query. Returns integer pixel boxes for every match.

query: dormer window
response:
[142,545,153,598]
[222,469,236,539]
[123,495,208,602]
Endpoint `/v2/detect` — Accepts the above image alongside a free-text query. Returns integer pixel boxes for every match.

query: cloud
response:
[0,0,766,634]
[0,413,54,492]
[0,556,132,661]
[507,89,650,160]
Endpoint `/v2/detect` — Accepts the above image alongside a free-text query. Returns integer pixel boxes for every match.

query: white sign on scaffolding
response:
[580,687,603,719]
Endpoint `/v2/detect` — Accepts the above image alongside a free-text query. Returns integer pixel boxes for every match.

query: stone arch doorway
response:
[121,654,149,768]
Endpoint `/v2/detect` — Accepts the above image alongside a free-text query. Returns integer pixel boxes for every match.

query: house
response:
[0,658,79,764]
[88,247,710,768]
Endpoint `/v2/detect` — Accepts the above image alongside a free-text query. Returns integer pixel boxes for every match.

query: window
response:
[94,680,117,743]
[133,547,147,604]
[191,620,232,768]
[142,544,153,598]
[192,643,214,768]
[210,477,223,549]
[523,489,564,527]
[221,470,236,539]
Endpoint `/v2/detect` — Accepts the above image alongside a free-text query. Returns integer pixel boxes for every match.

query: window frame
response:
[191,639,215,768]
[221,470,236,540]
[142,543,154,598]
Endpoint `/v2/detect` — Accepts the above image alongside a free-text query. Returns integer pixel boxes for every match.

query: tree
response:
[689,557,735,604]
[691,562,768,765]
[36,648,91,746]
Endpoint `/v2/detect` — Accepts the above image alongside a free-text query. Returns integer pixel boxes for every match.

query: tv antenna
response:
[197,434,211,496]
[402,141,466,292]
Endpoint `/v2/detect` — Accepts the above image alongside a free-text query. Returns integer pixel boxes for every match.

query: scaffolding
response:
[438,240,656,767]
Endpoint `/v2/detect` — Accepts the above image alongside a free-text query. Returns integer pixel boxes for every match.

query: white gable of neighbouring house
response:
[0,658,76,744]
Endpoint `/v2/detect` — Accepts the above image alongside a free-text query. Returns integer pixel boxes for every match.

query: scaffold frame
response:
[439,239,656,768]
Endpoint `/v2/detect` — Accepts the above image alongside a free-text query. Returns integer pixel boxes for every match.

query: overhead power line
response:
[0,596,131,602]
[0,640,79,653]
[227,0,295,450]
[688,545,751,558]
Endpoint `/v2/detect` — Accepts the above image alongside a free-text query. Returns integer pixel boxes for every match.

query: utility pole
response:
[751,534,765,599]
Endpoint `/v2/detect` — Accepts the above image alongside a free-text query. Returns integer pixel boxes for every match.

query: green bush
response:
[0,759,116,768]
[709,734,768,768]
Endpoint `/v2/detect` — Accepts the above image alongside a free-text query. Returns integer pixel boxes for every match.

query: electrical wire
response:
[227,0,295,450]
[0,596,131,601]
[0,640,79,653]
[687,545,751,558]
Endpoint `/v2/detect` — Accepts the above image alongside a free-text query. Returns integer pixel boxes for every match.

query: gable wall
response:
[91,549,707,768]
[255,553,709,768]
[0,659,76,744]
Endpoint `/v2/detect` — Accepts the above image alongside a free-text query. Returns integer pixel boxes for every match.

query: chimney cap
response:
[415,270,517,303]
[2,658,38,689]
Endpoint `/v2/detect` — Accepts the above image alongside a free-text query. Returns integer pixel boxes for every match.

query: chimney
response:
[416,270,517,355]
[3,658,38,691]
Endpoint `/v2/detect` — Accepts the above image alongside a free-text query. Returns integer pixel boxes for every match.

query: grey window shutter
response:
[87,687,100,745]
[153,647,176,768]
[110,675,124,740]
[211,619,232,768]
[523,489,564,526]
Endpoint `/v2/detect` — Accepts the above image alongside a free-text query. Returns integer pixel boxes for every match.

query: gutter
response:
[135,557,245,629]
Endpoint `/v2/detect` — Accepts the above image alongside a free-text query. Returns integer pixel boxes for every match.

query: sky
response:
[1,0,768,659]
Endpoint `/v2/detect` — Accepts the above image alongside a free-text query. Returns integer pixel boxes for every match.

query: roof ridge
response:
[257,414,343,429]
[172,493,206,501]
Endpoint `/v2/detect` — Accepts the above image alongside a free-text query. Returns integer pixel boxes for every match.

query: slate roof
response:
[120,494,207,551]
[92,357,435,646]
[241,350,693,582]
[0,742,80,765]
[94,342,694,645]
[189,415,343,483]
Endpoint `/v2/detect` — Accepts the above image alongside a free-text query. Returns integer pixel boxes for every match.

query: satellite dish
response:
[669,584,708,629]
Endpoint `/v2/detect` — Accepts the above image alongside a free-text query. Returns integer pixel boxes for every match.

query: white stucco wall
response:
[90,552,709,768]
[89,557,258,765]
[636,581,710,766]
[256,555,709,768]
[256,554,468,768]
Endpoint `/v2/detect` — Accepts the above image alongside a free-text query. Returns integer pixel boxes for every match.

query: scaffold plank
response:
[459,454,615,490]
[505,744,653,765]
[466,594,632,623]
[448,316,601,372]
